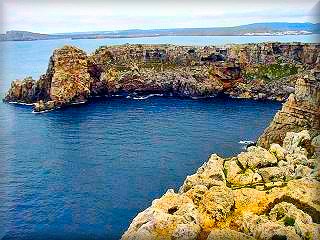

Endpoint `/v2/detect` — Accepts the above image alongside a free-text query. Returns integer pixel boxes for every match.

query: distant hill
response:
[0,30,62,41]
[1,22,319,41]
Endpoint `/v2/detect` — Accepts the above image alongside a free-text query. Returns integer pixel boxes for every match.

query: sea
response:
[0,34,318,239]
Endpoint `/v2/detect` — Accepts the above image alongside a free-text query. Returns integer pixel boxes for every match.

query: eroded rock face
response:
[3,45,91,112]
[3,43,320,112]
[179,154,226,193]
[257,70,320,149]
[121,189,202,240]
[122,129,320,240]
[49,46,91,104]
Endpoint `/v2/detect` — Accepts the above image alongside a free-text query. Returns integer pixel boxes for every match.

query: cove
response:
[0,96,281,239]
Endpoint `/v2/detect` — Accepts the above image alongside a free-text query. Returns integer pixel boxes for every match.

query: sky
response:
[0,0,319,34]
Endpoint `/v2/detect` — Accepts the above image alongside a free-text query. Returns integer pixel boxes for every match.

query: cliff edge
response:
[257,69,320,149]
[3,43,320,112]
[121,72,320,240]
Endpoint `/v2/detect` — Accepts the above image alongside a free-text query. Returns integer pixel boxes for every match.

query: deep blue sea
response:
[1,34,318,239]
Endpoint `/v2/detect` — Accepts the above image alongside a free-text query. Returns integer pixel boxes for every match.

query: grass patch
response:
[284,216,295,226]
[243,63,298,82]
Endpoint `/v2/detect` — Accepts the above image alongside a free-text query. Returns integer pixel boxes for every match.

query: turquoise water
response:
[1,35,311,239]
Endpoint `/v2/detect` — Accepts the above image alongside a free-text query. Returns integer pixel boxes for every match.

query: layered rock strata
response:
[3,43,320,112]
[257,69,320,149]
[122,130,320,240]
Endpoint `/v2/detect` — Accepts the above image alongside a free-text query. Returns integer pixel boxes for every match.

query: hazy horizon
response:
[1,0,319,34]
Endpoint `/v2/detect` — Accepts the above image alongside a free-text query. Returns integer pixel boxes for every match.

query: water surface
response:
[0,97,281,239]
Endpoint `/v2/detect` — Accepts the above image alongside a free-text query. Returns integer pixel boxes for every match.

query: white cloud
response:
[1,0,319,33]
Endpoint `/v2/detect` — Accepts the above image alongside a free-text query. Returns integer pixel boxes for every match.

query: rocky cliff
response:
[3,43,320,112]
[122,129,320,240]
[257,69,320,149]
[121,72,320,239]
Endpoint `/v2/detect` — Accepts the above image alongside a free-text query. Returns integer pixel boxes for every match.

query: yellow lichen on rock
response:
[122,129,320,240]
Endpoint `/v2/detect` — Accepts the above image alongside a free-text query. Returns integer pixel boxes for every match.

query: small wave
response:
[112,94,123,97]
[32,106,61,114]
[8,101,34,106]
[191,95,216,100]
[32,109,55,114]
[239,140,255,145]
[70,101,87,105]
[133,96,149,100]
[132,94,164,100]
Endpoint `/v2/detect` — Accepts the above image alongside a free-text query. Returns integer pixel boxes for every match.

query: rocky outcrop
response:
[4,45,91,112]
[122,71,320,238]
[3,43,320,112]
[257,69,320,149]
[122,130,320,240]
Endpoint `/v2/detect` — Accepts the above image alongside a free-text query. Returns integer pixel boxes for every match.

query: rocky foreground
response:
[3,42,320,112]
[122,72,320,239]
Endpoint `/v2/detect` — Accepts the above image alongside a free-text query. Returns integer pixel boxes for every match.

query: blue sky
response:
[1,0,319,34]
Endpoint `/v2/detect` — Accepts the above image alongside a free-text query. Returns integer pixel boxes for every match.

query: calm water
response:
[2,34,312,239]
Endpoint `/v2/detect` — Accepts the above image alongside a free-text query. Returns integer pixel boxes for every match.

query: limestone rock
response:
[207,229,256,240]
[258,166,295,182]
[294,165,313,178]
[123,138,320,239]
[4,77,37,103]
[257,70,320,148]
[198,186,234,231]
[33,100,56,112]
[237,146,277,169]
[283,130,311,154]
[269,143,287,161]
[224,159,262,186]
[269,202,320,240]
[4,43,320,113]
[49,46,91,104]
[238,213,301,240]
[311,135,320,155]
[122,190,201,240]
[179,154,225,193]
[285,153,309,167]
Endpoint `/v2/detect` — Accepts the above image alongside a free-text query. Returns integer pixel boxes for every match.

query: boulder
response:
[269,143,287,161]
[179,154,225,193]
[224,159,262,186]
[258,166,295,183]
[238,213,301,240]
[269,202,320,239]
[122,190,201,240]
[294,165,313,178]
[283,130,311,154]
[237,146,277,169]
[198,186,234,231]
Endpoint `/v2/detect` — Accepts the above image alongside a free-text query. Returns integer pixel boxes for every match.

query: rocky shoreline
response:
[3,42,320,112]
[122,71,320,240]
[3,42,320,239]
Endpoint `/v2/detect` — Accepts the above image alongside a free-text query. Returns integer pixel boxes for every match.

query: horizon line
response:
[2,21,319,35]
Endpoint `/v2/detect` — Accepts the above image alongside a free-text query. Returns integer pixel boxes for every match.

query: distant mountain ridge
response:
[1,22,319,41]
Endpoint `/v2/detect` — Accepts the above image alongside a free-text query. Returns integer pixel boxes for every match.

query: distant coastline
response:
[1,22,319,42]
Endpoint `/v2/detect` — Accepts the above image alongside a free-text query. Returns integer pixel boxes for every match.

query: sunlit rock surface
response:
[258,70,320,149]
[122,130,320,240]
[3,43,320,112]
